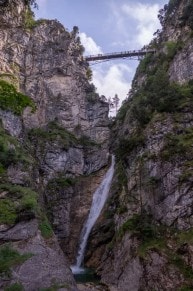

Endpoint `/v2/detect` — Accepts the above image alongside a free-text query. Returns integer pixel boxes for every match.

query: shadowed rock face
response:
[0,0,110,290]
[83,1,193,290]
[0,0,8,6]
[0,0,26,26]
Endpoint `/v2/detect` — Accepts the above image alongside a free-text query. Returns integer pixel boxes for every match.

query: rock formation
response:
[0,0,110,290]
[84,0,193,290]
[3,0,193,290]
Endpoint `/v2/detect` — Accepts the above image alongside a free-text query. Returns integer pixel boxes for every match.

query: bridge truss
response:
[85,49,155,65]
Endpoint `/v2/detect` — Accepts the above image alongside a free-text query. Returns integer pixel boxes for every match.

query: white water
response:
[71,155,115,273]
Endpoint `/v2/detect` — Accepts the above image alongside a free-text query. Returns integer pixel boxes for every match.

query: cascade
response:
[71,155,115,274]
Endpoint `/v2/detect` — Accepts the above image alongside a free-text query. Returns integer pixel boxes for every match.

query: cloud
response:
[93,63,132,102]
[79,32,103,55]
[35,0,48,16]
[36,0,47,8]
[93,63,133,116]
[108,2,162,49]
[122,3,161,46]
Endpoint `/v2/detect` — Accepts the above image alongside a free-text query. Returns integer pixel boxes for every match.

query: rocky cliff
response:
[0,0,110,290]
[84,0,193,290]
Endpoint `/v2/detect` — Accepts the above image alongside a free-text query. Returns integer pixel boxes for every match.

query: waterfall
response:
[71,155,115,274]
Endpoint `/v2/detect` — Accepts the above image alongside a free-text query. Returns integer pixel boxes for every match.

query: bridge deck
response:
[85,49,155,62]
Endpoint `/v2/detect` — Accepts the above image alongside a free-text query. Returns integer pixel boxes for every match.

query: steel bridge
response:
[85,49,156,63]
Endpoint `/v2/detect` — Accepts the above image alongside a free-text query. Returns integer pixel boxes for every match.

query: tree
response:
[25,0,38,9]
[71,26,79,37]
[112,94,120,115]
[100,95,107,102]
[0,0,8,6]
[107,97,114,111]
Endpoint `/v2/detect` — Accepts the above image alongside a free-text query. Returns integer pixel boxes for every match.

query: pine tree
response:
[112,94,120,115]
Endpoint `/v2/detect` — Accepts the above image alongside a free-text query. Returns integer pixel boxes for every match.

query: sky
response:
[34,0,167,113]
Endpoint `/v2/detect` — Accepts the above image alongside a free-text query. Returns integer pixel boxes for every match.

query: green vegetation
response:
[147,176,160,186]
[28,121,98,149]
[28,122,78,149]
[115,212,169,257]
[39,217,53,239]
[116,215,193,284]
[175,228,193,245]
[137,53,154,74]
[116,36,193,129]
[180,0,193,29]
[116,99,130,121]
[158,0,181,27]
[0,245,32,276]
[79,134,98,147]
[165,41,184,61]
[0,73,19,88]
[0,199,17,225]
[86,91,100,104]
[4,283,24,291]
[117,213,156,241]
[24,8,36,28]
[86,67,93,81]
[180,285,193,291]
[24,7,47,30]
[0,80,35,115]
[25,0,38,9]
[40,283,70,291]
[0,121,31,175]
[138,238,166,258]
[161,127,193,161]
[115,133,145,160]
[0,184,38,225]
[171,254,193,280]
[119,69,193,128]
[116,160,128,189]
[48,177,75,188]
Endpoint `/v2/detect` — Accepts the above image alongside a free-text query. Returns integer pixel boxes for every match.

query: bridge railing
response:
[85,49,156,62]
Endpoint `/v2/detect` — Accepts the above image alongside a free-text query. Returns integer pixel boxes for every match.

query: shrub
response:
[86,92,99,104]
[116,99,130,121]
[39,218,53,239]
[115,133,145,160]
[28,122,78,150]
[79,135,98,147]
[180,0,193,29]
[4,283,24,291]
[0,184,38,224]
[0,199,17,225]
[47,177,75,191]
[180,285,193,291]
[0,245,32,276]
[137,53,154,74]
[28,121,98,149]
[86,68,93,81]
[171,254,193,279]
[117,213,156,241]
[161,127,193,160]
[0,123,31,173]
[39,284,70,291]
[116,160,128,188]
[0,80,35,115]
[164,41,184,61]
[129,71,193,126]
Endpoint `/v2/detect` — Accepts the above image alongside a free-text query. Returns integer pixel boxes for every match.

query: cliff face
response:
[85,1,193,290]
[0,1,110,289]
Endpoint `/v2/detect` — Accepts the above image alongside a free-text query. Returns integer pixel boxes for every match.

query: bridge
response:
[85,49,156,62]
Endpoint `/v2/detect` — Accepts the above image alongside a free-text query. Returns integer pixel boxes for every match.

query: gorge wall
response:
[0,0,110,290]
[84,0,193,290]
[2,0,193,290]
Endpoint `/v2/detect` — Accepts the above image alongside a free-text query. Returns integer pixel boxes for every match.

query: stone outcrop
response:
[84,0,193,290]
[0,0,110,289]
